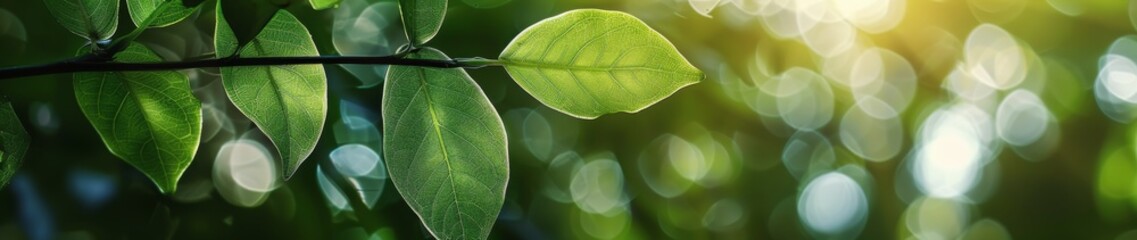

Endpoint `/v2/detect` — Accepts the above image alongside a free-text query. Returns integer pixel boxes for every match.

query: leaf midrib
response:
[499,59,702,77]
[253,41,293,164]
[121,73,171,187]
[416,67,468,239]
[75,0,100,39]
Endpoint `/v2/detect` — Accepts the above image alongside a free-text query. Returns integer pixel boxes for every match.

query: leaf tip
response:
[282,166,298,180]
[157,181,178,195]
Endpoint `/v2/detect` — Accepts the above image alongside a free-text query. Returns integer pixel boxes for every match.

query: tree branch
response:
[0,54,501,80]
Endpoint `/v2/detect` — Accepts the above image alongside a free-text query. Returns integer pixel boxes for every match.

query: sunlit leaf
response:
[0,100,29,189]
[43,0,119,40]
[126,0,203,28]
[499,9,703,119]
[74,43,202,194]
[309,0,342,10]
[461,0,510,9]
[383,47,507,239]
[397,0,446,45]
[216,10,327,179]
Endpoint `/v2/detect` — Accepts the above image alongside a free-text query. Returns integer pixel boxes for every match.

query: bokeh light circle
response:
[840,97,903,162]
[995,90,1052,146]
[776,67,835,130]
[964,24,1027,90]
[798,172,869,238]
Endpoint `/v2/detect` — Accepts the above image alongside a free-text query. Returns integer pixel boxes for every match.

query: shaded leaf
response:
[397,0,446,45]
[216,10,327,179]
[74,43,202,194]
[499,9,703,119]
[383,47,507,239]
[216,0,281,56]
[0,100,29,189]
[44,0,119,40]
[126,0,203,28]
[213,1,239,57]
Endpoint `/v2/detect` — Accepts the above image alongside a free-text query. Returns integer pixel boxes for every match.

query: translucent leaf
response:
[382,47,507,239]
[216,10,328,179]
[500,9,703,119]
[397,0,446,45]
[73,43,202,194]
[310,0,343,10]
[126,0,202,28]
[44,0,119,40]
[0,99,29,189]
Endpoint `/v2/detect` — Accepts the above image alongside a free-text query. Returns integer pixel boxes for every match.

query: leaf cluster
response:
[0,0,703,238]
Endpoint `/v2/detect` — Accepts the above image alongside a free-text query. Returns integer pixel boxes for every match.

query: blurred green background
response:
[4,0,1137,239]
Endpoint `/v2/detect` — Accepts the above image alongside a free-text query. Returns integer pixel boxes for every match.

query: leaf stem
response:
[455,57,503,69]
[0,54,492,80]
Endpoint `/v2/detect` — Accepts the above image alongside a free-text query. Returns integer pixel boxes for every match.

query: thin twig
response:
[0,55,489,80]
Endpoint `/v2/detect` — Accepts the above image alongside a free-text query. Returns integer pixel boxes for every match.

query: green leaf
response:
[0,100,30,189]
[461,0,510,9]
[309,0,341,10]
[383,47,508,239]
[217,10,327,179]
[215,0,281,56]
[126,0,203,28]
[213,1,239,57]
[74,43,202,194]
[499,9,703,119]
[44,0,119,40]
[397,0,446,45]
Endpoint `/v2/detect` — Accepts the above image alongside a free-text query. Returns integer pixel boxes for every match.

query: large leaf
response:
[499,9,703,119]
[217,10,327,179]
[126,0,203,28]
[309,0,341,10]
[74,43,202,194]
[44,0,119,40]
[397,0,446,45]
[383,47,508,239]
[0,100,29,189]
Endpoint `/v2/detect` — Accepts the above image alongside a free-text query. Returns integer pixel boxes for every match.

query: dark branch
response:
[0,55,491,80]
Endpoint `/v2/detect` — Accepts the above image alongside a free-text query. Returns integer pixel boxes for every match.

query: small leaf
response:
[74,43,202,194]
[0,99,30,189]
[126,0,203,28]
[44,0,119,40]
[500,9,703,119]
[383,47,508,239]
[397,0,446,45]
[216,0,281,56]
[309,0,341,10]
[217,10,327,179]
[461,0,510,9]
